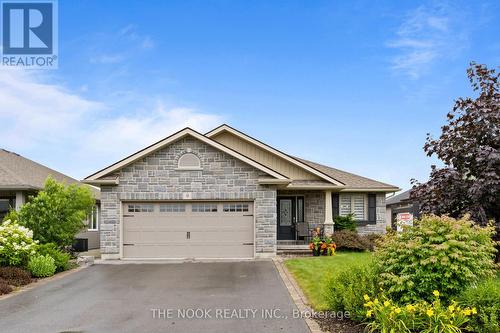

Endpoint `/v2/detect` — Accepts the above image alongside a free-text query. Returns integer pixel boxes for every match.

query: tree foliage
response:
[411,63,499,226]
[14,177,95,247]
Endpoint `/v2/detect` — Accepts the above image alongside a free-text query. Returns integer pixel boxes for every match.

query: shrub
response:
[324,264,378,321]
[334,214,357,231]
[458,278,500,333]
[28,255,56,278]
[0,280,13,295]
[330,230,370,251]
[361,233,382,252]
[364,292,475,333]
[37,243,70,272]
[0,219,38,266]
[0,266,32,286]
[375,215,496,303]
[16,177,95,247]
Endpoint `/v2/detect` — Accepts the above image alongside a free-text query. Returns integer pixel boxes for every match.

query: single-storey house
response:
[385,189,420,230]
[83,125,399,260]
[0,149,101,249]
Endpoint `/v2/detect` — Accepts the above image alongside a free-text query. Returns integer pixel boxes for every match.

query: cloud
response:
[387,4,468,79]
[87,25,155,64]
[89,54,124,64]
[0,69,223,178]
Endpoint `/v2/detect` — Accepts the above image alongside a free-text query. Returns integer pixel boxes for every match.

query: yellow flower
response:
[463,309,472,316]
[366,310,373,318]
[448,305,455,312]
[433,290,440,297]
[364,301,374,307]
[471,307,477,314]
[406,304,415,312]
[374,298,379,305]
[384,301,390,307]
[394,307,402,314]
[426,309,434,317]
[364,294,370,301]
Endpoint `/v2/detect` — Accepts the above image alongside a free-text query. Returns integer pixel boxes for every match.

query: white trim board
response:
[206,124,345,187]
[84,128,288,181]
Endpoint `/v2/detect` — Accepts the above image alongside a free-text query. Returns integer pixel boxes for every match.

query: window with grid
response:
[191,203,218,212]
[127,204,154,213]
[223,203,249,212]
[160,203,186,213]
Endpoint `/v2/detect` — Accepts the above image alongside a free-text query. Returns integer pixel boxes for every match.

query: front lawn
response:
[285,252,373,310]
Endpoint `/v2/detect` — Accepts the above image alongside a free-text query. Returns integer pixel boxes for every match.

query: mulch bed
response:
[313,313,366,333]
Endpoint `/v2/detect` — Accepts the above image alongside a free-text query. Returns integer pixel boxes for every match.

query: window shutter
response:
[368,194,376,222]
[332,193,339,218]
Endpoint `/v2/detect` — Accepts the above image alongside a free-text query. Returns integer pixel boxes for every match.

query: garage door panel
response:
[122,201,254,259]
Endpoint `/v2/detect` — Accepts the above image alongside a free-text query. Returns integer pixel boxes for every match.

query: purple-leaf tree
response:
[411,63,499,232]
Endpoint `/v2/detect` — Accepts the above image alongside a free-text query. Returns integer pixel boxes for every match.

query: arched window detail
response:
[177,153,201,170]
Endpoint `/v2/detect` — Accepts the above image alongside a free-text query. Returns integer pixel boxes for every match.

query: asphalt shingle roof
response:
[0,149,99,198]
[295,157,399,190]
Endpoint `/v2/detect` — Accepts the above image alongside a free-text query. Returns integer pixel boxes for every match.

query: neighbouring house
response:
[385,189,420,231]
[0,149,101,250]
[83,125,399,260]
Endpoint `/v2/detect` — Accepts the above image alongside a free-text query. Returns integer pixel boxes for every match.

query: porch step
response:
[277,244,311,256]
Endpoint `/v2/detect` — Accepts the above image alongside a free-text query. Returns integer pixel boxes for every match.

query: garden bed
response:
[0,261,79,298]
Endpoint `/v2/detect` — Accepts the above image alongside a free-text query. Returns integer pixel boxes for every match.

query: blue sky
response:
[1,0,499,191]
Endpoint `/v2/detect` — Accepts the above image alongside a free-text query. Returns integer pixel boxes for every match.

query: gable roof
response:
[206,124,345,186]
[207,124,399,191]
[84,127,289,182]
[295,158,399,191]
[386,189,412,205]
[0,149,100,198]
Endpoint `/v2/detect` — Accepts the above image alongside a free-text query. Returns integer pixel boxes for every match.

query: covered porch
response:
[276,188,335,250]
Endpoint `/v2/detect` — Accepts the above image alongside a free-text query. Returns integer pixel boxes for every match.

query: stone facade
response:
[356,193,387,235]
[276,191,387,236]
[277,190,325,228]
[99,136,277,258]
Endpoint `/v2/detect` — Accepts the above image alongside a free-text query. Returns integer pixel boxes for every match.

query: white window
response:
[192,203,218,212]
[128,204,154,213]
[178,153,201,169]
[223,203,249,212]
[160,203,186,213]
[339,194,366,220]
[87,206,99,231]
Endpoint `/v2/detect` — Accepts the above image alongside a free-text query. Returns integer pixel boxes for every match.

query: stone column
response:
[15,191,25,210]
[323,190,334,235]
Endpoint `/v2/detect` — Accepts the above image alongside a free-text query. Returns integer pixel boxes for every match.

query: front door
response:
[277,197,295,240]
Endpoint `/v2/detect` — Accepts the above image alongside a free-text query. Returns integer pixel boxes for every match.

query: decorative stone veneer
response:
[276,190,388,235]
[357,193,387,235]
[99,136,277,258]
[277,190,325,229]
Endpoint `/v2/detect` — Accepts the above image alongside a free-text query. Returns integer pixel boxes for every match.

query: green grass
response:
[285,252,373,310]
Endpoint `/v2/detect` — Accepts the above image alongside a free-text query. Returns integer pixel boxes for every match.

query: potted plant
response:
[309,235,336,256]
[309,236,322,256]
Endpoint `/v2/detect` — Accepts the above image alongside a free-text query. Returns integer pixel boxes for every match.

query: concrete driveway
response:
[0,261,310,333]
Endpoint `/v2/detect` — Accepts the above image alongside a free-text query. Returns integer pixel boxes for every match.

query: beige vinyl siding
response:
[212,131,321,180]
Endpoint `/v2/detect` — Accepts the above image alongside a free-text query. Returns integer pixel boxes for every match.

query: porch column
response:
[323,190,334,235]
[15,191,25,210]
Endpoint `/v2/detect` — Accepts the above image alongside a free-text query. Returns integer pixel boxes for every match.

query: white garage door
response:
[122,202,254,259]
